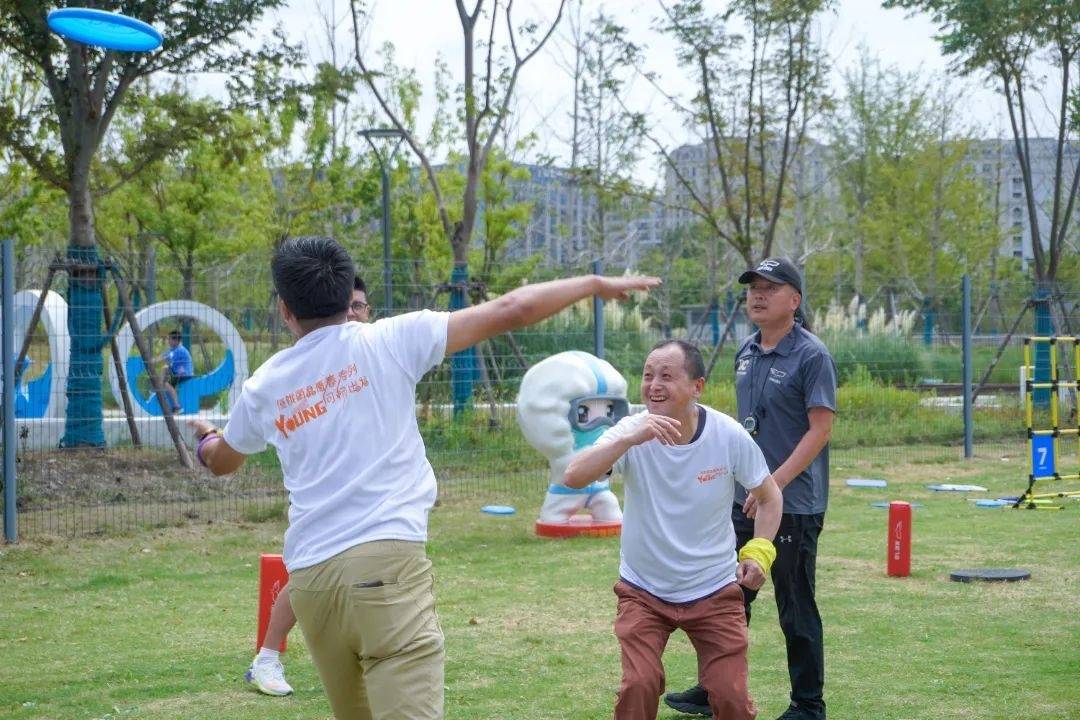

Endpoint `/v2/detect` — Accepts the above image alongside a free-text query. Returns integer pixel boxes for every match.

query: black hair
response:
[649,339,706,380]
[168,329,182,341]
[354,275,366,293]
[272,236,355,320]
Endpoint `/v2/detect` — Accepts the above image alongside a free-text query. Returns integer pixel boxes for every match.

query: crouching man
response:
[565,340,782,720]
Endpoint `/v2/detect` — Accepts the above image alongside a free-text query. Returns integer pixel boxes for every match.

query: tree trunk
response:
[449,221,474,416]
[60,170,106,448]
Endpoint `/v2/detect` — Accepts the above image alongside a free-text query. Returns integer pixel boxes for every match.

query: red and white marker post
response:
[256,553,289,652]
[887,501,912,577]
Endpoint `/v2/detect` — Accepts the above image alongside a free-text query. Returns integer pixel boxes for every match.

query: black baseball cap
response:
[738,257,802,293]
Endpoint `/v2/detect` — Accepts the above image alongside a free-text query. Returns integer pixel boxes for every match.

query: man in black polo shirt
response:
[666,258,837,720]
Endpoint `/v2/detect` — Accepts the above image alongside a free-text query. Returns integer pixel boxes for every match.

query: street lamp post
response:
[359,128,405,316]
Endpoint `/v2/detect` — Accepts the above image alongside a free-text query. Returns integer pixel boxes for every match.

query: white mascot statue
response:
[517,351,630,535]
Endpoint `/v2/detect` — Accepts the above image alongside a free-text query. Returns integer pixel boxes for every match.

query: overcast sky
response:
[225,0,1056,181]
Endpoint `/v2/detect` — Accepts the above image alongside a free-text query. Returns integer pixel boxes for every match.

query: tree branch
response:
[349,0,453,240]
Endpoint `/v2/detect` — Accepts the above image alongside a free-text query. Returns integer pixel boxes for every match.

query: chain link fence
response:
[3,244,1077,538]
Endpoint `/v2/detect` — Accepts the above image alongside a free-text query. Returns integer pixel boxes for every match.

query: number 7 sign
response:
[1031,435,1056,478]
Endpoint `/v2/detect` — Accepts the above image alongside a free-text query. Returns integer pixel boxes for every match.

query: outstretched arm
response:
[445,274,659,355]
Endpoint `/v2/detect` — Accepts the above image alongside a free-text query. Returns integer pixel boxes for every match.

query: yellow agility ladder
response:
[1018,336,1080,509]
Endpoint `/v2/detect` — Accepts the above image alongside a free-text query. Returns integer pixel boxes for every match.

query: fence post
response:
[3,238,17,542]
[962,275,973,459]
[592,259,604,359]
[922,295,934,346]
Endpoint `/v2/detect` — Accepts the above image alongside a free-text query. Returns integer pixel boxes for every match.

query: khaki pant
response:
[613,580,756,720]
[289,540,444,720]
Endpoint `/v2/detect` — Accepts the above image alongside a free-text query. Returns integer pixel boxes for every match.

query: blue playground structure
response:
[123,350,236,415]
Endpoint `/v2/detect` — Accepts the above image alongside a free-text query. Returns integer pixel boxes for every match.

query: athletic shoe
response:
[664,684,711,716]
[775,703,824,720]
[245,657,293,696]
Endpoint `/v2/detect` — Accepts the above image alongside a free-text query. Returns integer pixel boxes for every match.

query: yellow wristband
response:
[738,537,777,575]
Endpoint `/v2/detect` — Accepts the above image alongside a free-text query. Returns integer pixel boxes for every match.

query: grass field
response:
[1,445,1078,720]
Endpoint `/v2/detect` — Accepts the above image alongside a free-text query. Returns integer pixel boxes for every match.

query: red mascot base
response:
[535,516,622,538]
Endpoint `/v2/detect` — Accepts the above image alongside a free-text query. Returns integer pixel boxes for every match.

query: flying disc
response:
[48,8,163,52]
[846,478,887,488]
[870,501,923,509]
[974,499,1010,508]
[927,483,987,492]
[481,505,516,516]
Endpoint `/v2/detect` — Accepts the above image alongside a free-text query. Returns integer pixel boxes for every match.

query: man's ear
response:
[277,296,293,323]
[693,376,706,399]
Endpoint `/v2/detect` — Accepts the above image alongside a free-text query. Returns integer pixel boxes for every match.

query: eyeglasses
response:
[349,301,369,313]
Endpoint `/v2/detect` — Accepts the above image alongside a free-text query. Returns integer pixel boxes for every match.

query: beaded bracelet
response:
[196,429,221,468]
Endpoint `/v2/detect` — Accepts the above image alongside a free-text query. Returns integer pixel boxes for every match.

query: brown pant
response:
[613,580,756,720]
[288,540,444,720]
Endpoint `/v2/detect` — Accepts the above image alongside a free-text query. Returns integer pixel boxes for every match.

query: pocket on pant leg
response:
[347,552,440,661]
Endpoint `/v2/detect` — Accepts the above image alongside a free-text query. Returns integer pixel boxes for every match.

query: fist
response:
[736,559,766,591]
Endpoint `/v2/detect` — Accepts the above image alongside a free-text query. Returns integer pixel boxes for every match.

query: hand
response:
[742,494,758,519]
[595,275,661,301]
[188,419,218,442]
[626,414,682,447]
[736,559,766,590]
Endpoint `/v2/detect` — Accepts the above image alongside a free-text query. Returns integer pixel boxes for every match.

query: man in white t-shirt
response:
[242,274,374,698]
[565,339,783,720]
[191,236,658,720]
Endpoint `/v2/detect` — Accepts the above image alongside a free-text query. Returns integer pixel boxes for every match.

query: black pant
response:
[733,505,826,718]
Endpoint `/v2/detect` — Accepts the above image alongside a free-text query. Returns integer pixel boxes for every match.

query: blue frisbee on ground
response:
[48,8,163,51]
[974,499,1010,508]
[870,501,923,509]
[927,483,987,492]
[846,478,887,488]
[481,505,516,516]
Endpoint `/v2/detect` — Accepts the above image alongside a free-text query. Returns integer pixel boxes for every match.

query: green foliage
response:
[882,0,1079,283]
[97,96,278,295]
[817,51,999,307]
[241,501,286,524]
[658,0,834,264]
[827,334,924,384]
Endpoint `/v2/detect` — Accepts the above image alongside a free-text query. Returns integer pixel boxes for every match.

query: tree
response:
[99,99,276,302]
[559,7,644,264]
[646,0,834,268]
[350,0,566,413]
[883,0,1079,292]
[623,0,831,346]
[822,56,997,328]
[885,0,1079,402]
[0,0,294,447]
[824,51,933,301]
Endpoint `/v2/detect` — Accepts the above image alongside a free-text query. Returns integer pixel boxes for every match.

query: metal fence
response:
[2,242,1077,539]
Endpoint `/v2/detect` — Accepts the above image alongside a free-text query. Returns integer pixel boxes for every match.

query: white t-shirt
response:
[596,405,770,603]
[223,311,449,572]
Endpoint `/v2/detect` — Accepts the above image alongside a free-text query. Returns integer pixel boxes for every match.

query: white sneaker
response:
[245,657,294,696]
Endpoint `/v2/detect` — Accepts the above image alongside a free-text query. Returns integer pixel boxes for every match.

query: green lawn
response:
[1,445,1078,720]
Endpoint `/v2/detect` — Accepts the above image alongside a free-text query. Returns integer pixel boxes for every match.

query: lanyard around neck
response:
[747,349,778,418]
